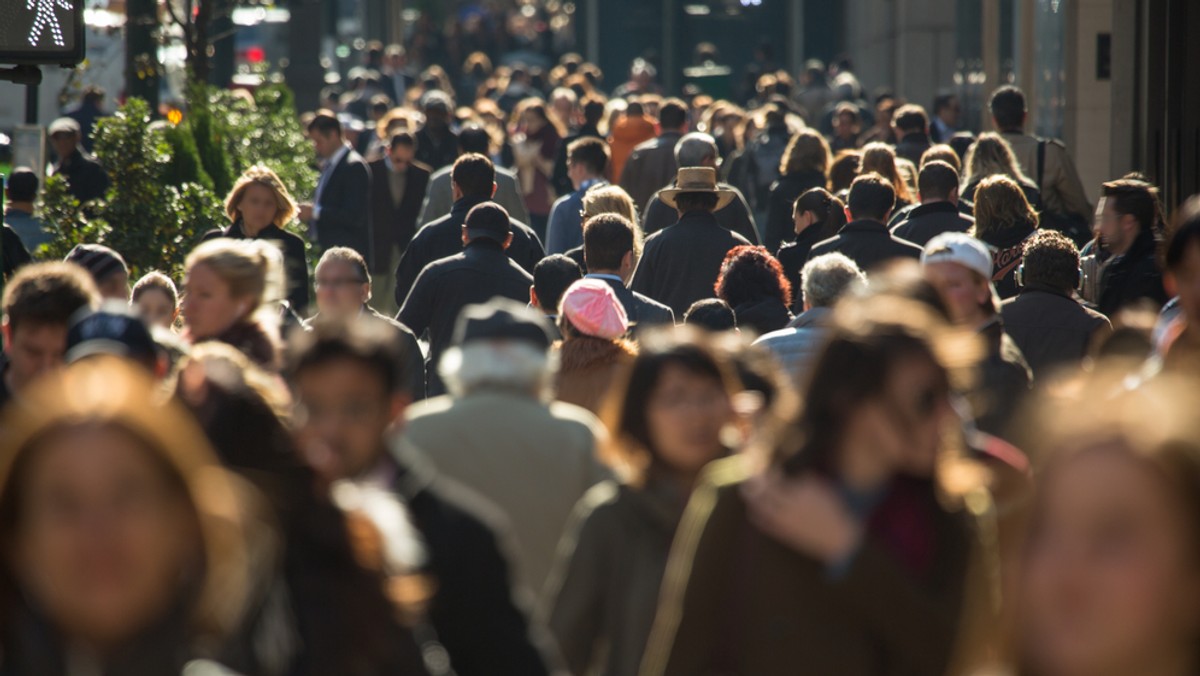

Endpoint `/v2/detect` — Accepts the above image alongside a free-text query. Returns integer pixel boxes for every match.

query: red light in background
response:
[246,46,265,63]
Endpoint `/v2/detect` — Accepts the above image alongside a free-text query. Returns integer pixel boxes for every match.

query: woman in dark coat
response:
[973,175,1040,299]
[641,295,1001,676]
[776,187,848,313]
[715,245,794,336]
[542,333,739,676]
[763,129,832,252]
[203,165,311,315]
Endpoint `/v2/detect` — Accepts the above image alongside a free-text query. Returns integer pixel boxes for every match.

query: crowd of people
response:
[3,44,1200,676]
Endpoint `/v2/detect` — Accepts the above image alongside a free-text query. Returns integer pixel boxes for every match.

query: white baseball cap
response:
[921,232,994,281]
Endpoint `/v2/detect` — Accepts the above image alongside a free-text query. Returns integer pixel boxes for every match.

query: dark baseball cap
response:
[65,302,158,369]
[452,297,553,350]
[464,202,512,242]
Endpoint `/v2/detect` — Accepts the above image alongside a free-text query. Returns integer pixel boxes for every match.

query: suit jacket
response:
[315,146,372,262]
[418,165,531,227]
[619,131,683,214]
[368,157,431,272]
[631,211,752,316]
[394,196,545,307]
[808,219,923,272]
[585,274,675,333]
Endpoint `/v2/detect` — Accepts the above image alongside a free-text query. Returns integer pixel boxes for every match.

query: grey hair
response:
[438,340,559,400]
[674,132,720,168]
[801,252,866,309]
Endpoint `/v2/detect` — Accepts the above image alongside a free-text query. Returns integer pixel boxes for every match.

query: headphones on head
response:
[1016,261,1082,291]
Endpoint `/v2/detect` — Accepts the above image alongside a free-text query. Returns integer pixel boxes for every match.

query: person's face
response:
[310,130,341,159]
[849,357,952,476]
[134,288,177,330]
[13,426,198,648]
[1,321,68,393]
[876,102,896,125]
[646,364,733,477]
[1021,448,1200,676]
[833,112,857,138]
[521,110,544,133]
[940,97,962,125]
[181,263,245,340]
[293,359,406,484]
[1168,241,1200,327]
[50,132,78,160]
[793,208,817,235]
[1096,197,1137,255]
[314,260,369,318]
[388,143,414,172]
[238,183,280,232]
[98,272,130,302]
[924,261,991,326]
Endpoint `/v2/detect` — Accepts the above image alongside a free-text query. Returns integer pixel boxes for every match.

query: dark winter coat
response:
[642,182,760,244]
[763,170,828,252]
[975,218,1037,300]
[1000,285,1111,379]
[368,157,431,272]
[807,219,923,272]
[202,221,311,313]
[891,201,976,247]
[314,146,373,262]
[630,211,752,316]
[731,297,793,337]
[1097,228,1168,317]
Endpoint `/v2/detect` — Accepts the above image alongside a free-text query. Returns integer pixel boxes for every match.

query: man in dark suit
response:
[891,161,975,247]
[808,173,922,272]
[380,43,416,104]
[299,111,372,263]
[369,131,431,314]
[619,98,688,214]
[393,153,545,307]
[398,203,535,396]
[582,212,674,332]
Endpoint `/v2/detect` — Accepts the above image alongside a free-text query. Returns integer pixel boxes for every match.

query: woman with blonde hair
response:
[973,174,1040,299]
[204,164,310,314]
[182,238,286,370]
[570,184,645,270]
[764,129,832,252]
[961,132,1043,212]
[860,142,914,208]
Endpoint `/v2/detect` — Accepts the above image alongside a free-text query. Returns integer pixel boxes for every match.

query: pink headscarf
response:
[560,278,630,340]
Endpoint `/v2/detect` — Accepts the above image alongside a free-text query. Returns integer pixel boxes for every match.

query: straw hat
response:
[659,167,736,211]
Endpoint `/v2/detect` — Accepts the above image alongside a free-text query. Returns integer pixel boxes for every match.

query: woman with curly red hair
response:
[714,245,794,335]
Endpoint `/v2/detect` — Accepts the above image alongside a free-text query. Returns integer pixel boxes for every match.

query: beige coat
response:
[1001,131,1093,219]
[398,390,612,597]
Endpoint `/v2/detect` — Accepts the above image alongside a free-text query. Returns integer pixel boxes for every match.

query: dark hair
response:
[948,132,976,165]
[582,96,606,126]
[659,98,689,130]
[933,92,958,114]
[1,262,98,334]
[317,247,371,285]
[674,192,720,214]
[893,104,929,134]
[715,245,793,308]
[388,131,416,149]
[847,172,896,221]
[533,254,582,314]
[307,110,343,137]
[583,213,635,271]
[1022,230,1080,291]
[1101,178,1163,235]
[794,187,847,241]
[288,317,412,396]
[918,160,960,201]
[567,137,610,176]
[605,336,734,483]
[451,153,496,198]
[829,150,862,194]
[989,85,1027,131]
[82,85,105,105]
[457,126,491,155]
[5,168,38,203]
[684,298,737,331]
[1166,196,1200,273]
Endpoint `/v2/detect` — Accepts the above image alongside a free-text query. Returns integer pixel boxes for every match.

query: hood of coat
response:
[558,335,637,373]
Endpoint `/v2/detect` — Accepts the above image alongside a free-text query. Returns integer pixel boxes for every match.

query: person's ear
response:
[844,206,853,222]
[1165,271,1178,298]
[621,250,635,272]
[388,392,412,429]
[1,318,10,347]
[461,228,469,246]
[529,286,540,310]
[491,182,498,198]
[503,232,514,250]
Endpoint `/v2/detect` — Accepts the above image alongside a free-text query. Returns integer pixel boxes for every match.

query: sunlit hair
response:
[829,150,862,194]
[715,245,793,309]
[861,142,913,203]
[972,175,1039,237]
[131,270,178,308]
[779,128,833,177]
[582,184,644,257]
[439,340,558,401]
[921,143,962,172]
[511,97,567,138]
[962,132,1031,188]
[185,238,286,315]
[223,165,299,228]
[0,357,251,640]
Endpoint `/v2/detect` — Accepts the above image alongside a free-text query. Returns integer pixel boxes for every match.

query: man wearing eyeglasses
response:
[306,246,426,398]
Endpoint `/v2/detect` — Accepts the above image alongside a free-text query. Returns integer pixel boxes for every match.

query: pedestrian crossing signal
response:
[0,0,85,66]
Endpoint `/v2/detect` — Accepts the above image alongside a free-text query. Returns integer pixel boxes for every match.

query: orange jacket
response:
[608,114,658,183]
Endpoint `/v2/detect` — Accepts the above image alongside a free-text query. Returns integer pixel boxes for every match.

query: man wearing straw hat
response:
[631,166,751,315]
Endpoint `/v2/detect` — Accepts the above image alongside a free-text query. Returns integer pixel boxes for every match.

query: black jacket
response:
[630,211,752,316]
[586,274,675,333]
[619,131,684,214]
[1097,229,1167,317]
[974,318,1033,440]
[393,197,546,307]
[642,182,761,245]
[763,170,827,252]
[415,127,460,172]
[976,218,1036,300]
[315,146,373,262]
[52,148,109,203]
[202,221,311,313]
[1000,285,1111,379]
[891,201,976,247]
[368,158,431,272]
[776,224,829,314]
[894,131,932,167]
[304,307,427,400]
[2,226,31,280]
[732,297,793,336]
[397,239,535,396]
[390,448,555,676]
[807,219,923,272]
